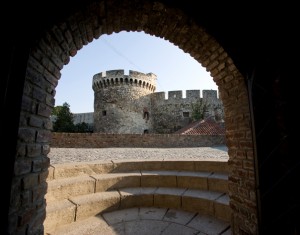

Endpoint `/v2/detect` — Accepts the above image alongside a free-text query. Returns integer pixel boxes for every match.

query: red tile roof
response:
[175,116,225,135]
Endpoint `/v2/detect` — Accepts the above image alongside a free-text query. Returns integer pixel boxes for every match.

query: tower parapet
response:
[92,69,157,92]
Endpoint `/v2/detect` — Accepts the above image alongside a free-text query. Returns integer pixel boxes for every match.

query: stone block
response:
[208,172,228,193]
[70,191,120,221]
[119,187,155,209]
[154,188,186,209]
[177,171,211,190]
[44,199,76,233]
[194,161,229,173]
[52,163,96,179]
[46,176,96,202]
[141,171,177,187]
[182,189,222,215]
[87,161,114,173]
[93,172,141,192]
[160,161,195,171]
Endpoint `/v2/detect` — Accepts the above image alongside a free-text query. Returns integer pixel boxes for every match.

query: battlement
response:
[151,89,218,102]
[92,69,157,92]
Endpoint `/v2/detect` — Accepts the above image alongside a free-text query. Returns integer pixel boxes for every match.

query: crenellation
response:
[151,91,166,101]
[168,90,182,100]
[202,89,218,100]
[93,69,156,92]
[105,69,125,77]
[186,90,200,99]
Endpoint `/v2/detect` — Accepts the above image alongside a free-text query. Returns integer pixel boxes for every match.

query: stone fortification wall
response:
[150,90,224,133]
[92,70,157,134]
[81,69,225,134]
[73,112,93,125]
[50,132,226,148]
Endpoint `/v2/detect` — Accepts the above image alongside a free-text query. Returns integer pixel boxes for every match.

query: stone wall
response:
[150,90,224,133]
[50,132,226,148]
[6,1,260,234]
[73,112,93,125]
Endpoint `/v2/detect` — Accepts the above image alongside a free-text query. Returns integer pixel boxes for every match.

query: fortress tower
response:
[92,69,157,133]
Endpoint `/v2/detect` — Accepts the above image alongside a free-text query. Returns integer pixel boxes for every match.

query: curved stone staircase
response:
[44,159,231,234]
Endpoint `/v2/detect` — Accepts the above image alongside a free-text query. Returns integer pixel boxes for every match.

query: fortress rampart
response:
[150,89,223,133]
[72,70,225,134]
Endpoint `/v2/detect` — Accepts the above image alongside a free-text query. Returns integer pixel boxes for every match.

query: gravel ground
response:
[48,145,229,165]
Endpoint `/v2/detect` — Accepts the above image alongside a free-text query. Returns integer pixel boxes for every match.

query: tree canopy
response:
[51,102,93,132]
[51,102,75,132]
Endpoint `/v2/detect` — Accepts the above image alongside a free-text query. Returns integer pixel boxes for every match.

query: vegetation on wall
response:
[191,99,209,121]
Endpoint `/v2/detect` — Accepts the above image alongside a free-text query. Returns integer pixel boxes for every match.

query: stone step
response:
[46,207,231,235]
[44,187,230,233]
[45,160,230,234]
[45,170,228,202]
[47,160,229,180]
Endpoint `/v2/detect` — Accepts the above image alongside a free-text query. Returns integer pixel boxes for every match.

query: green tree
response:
[52,102,75,132]
[191,99,209,121]
[74,122,93,133]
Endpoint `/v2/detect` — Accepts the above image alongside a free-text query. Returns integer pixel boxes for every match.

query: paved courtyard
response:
[48,145,229,165]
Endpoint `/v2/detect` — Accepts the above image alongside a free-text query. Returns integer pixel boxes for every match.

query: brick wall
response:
[50,132,226,148]
[7,1,258,234]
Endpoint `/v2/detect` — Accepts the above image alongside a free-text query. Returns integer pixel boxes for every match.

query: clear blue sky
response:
[56,31,218,113]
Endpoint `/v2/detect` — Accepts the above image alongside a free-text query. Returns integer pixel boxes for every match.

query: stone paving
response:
[48,145,229,165]
[49,207,231,235]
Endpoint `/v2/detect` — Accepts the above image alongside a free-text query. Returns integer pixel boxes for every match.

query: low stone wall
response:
[50,132,226,148]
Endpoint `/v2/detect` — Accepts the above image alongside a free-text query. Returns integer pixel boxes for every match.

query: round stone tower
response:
[92,69,156,134]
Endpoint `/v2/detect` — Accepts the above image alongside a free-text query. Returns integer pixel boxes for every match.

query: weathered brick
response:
[27,144,41,157]
[43,68,59,87]
[51,25,65,44]
[7,213,18,234]
[46,94,55,107]
[16,143,26,157]
[22,173,39,190]
[14,158,32,175]
[42,144,50,155]
[243,159,254,170]
[32,182,47,203]
[44,119,53,130]
[32,157,50,172]
[36,130,51,143]
[27,55,44,74]
[28,209,46,235]
[37,103,52,118]
[18,128,36,143]
[21,96,33,112]
[21,190,32,207]
[32,87,46,102]
[18,207,35,227]
[29,116,43,128]
[39,169,49,183]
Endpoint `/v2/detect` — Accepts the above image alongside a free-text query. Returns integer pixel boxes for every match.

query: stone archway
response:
[14,1,257,234]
